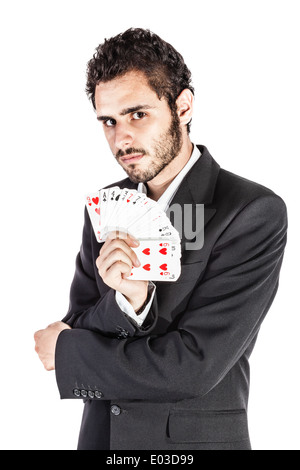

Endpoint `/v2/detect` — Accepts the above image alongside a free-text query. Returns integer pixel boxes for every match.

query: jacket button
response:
[94,390,103,399]
[111,405,121,416]
[88,390,95,399]
[73,389,81,397]
[80,390,88,398]
[117,328,130,339]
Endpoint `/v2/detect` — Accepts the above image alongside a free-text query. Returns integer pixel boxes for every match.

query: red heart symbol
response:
[92,197,99,205]
[160,264,168,271]
[142,248,150,255]
[88,203,92,206]
[143,264,151,271]
[159,248,167,255]
[95,208,100,215]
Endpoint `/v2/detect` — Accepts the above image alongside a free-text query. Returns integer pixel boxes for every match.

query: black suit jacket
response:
[55,145,287,450]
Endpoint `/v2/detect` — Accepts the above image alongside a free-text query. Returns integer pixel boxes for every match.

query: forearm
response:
[115,281,156,327]
[72,288,137,336]
[72,286,158,338]
[55,326,203,402]
[66,220,158,335]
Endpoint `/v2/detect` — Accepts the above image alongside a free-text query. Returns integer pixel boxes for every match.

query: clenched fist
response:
[34,321,71,371]
[96,231,148,311]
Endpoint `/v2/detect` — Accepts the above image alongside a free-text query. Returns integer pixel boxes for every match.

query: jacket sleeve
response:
[61,207,157,338]
[55,195,287,402]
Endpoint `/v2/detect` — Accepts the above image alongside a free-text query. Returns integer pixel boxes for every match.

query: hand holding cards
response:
[86,187,182,281]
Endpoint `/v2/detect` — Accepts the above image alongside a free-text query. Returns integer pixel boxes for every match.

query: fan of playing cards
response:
[85,186,181,281]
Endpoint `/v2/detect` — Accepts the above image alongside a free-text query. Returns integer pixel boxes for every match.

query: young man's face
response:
[95,70,183,184]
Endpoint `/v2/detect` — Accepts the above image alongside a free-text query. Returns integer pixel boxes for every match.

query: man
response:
[34,28,288,450]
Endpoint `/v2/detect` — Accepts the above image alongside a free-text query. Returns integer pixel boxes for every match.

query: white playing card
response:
[122,191,148,223]
[127,239,181,281]
[113,188,139,231]
[102,186,122,234]
[99,188,109,233]
[132,211,180,241]
[85,192,102,242]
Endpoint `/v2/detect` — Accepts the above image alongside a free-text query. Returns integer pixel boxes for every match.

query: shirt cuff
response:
[115,282,156,327]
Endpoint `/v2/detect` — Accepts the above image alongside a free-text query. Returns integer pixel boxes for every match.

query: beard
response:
[115,111,183,184]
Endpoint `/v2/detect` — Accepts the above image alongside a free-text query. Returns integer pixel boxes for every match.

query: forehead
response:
[94,70,163,114]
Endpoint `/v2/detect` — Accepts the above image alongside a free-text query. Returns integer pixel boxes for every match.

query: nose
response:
[114,123,134,152]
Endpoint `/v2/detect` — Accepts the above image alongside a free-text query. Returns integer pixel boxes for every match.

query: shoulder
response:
[217,168,286,211]
[214,169,288,241]
[217,168,275,200]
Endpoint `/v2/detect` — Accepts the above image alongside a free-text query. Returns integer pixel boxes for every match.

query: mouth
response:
[120,154,144,165]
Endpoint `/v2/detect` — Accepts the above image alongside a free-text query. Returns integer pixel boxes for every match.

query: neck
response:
[147,137,193,201]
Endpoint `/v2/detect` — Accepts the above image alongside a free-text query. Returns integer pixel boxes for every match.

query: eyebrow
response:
[97,104,154,121]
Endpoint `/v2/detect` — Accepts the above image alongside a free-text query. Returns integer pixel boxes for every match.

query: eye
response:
[104,118,116,128]
[132,112,146,120]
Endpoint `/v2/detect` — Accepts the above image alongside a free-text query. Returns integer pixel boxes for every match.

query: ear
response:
[176,89,194,127]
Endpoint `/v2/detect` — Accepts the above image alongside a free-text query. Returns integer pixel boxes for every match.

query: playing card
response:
[123,192,148,222]
[99,188,109,233]
[132,211,180,241]
[102,186,122,234]
[85,192,102,242]
[128,239,182,281]
[113,188,140,231]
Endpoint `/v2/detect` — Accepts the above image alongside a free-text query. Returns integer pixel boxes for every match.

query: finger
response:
[34,330,41,342]
[44,363,54,372]
[99,232,139,264]
[107,230,140,246]
[107,260,133,280]
[99,239,141,268]
[100,249,136,276]
[96,249,132,278]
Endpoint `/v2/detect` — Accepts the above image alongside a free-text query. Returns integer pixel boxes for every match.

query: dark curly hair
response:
[86,28,194,133]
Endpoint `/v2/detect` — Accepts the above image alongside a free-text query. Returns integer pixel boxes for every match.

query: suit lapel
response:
[170,145,220,206]
[169,145,220,258]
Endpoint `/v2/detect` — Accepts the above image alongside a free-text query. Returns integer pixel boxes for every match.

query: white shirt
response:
[115,144,201,326]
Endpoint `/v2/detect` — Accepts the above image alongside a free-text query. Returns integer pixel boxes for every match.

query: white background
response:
[0,0,299,450]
